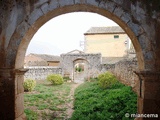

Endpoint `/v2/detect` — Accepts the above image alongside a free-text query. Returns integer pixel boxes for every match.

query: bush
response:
[24,79,36,92]
[63,76,70,82]
[71,80,137,120]
[47,74,64,85]
[98,72,118,89]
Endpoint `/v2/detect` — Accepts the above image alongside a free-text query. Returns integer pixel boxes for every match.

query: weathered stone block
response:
[34,0,48,8]
[28,8,43,25]
[15,93,24,118]
[144,51,154,61]
[48,0,59,11]
[112,0,124,5]
[58,0,74,7]
[16,21,30,38]
[113,6,124,18]
[86,0,99,6]
[75,0,86,4]
[40,3,49,14]
[104,1,116,13]
[138,34,151,50]
[17,75,24,94]
[120,12,131,24]
[127,21,143,37]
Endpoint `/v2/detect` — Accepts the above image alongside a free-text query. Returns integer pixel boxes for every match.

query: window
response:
[114,35,119,39]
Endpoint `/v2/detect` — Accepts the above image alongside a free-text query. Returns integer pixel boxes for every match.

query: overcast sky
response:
[26,12,118,56]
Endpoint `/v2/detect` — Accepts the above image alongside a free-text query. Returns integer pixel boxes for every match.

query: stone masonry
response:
[24,67,62,80]
[60,53,102,80]
[103,57,139,92]
[1,0,160,119]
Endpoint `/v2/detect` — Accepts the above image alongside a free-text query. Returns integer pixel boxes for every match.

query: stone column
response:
[0,68,28,120]
[135,70,160,120]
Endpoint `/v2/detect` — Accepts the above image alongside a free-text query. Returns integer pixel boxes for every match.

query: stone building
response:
[60,50,102,80]
[84,26,130,57]
[1,1,160,119]
[24,53,60,67]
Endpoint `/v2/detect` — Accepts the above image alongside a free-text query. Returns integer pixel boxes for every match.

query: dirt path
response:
[65,82,82,119]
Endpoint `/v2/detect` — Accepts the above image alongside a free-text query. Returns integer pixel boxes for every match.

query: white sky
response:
[26,12,118,56]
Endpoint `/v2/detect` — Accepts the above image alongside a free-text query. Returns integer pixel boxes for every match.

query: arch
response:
[14,2,145,70]
[1,1,160,119]
[73,58,89,82]
[73,58,89,67]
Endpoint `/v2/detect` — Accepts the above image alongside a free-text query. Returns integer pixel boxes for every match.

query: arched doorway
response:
[73,58,89,83]
[1,1,160,119]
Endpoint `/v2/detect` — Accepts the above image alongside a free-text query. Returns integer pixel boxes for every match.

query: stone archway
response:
[60,50,101,81]
[60,52,101,81]
[1,1,160,119]
[73,58,89,83]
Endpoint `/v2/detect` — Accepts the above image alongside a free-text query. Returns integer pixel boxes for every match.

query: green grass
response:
[24,78,137,120]
[24,109,38,120]
[24,80,71,120]
[70,80,137,120]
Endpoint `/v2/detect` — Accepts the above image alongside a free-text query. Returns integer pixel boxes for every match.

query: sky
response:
[26,12,118,56]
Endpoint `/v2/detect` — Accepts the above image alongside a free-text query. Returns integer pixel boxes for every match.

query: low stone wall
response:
[114,58,138,88]
[24,66,62,80]
[101,64,115,73]
[102,57,138,90]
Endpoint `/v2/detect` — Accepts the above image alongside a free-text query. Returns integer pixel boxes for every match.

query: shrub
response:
[71,80,137,120]
[24,79,36,92]
[47,74,64,85]
[98,72,118,89]
[63,76,70,82]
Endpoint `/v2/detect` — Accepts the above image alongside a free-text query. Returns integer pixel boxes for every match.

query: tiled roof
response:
[84,26,125,35]
[25,53,60,62]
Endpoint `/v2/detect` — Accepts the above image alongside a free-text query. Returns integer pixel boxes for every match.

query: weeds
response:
[70,80,137,120]
[24,80,71,119]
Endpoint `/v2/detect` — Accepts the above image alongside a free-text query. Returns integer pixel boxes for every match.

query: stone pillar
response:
[135,70,160,120]
[0,68,28,120]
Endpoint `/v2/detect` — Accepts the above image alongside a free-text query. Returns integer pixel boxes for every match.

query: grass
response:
[24,78,137,120]
[24,80,72,120]
[70,79,137,120]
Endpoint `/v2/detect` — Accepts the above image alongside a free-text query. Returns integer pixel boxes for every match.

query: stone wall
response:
[102,57,138,90]
[24,67,62,80]
[60,53,102,79]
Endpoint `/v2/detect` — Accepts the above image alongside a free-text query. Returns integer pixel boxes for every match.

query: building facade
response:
[84,26,130,57]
